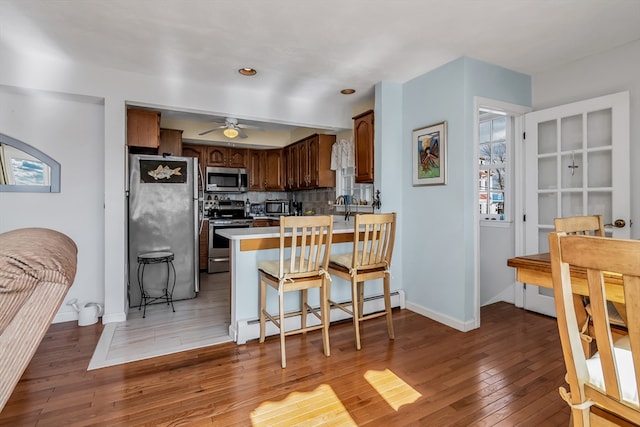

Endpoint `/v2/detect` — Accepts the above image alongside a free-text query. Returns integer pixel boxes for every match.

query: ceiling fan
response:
[198,117,261,139]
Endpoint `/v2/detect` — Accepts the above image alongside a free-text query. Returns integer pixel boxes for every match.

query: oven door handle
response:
[211,257,230,262]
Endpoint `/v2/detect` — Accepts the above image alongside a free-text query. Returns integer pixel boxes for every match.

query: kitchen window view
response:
[478,111,509,222]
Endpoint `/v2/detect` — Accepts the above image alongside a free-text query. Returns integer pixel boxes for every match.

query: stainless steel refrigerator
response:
[128,154,200,308]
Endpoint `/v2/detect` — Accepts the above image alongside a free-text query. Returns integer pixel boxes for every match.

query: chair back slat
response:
[549,232,640,416]
[625,276,640,406]
[586,266,621,400]
[554,214,605,236]
[279,216,333,279]
[352,213,396,270]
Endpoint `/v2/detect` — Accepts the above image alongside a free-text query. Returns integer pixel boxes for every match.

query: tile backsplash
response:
[209,188,336,215]
[291,188,336,215]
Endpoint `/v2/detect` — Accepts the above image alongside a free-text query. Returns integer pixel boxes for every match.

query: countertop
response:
[216,218,355,240]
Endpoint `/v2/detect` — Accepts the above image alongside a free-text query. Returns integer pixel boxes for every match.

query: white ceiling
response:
[2,0,639,144]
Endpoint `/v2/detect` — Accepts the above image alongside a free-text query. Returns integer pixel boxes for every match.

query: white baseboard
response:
[53,311,77,324]
[405,301,479,332]
[482,286,515,307]
[235,290,406,344]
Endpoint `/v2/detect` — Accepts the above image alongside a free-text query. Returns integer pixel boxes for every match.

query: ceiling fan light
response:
[223,128,239,138]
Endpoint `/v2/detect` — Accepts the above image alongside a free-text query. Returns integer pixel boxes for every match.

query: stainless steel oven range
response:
[207,200,252,273]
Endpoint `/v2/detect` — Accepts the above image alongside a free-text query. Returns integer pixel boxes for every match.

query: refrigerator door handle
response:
[198,160,205,234]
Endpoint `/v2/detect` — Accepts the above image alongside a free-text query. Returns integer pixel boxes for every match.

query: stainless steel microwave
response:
[205,167,248,192]
[265,200,290,216]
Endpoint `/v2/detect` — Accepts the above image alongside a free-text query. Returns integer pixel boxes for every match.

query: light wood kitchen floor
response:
[88,271,231,369]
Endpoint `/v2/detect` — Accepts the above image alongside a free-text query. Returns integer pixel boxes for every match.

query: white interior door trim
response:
[473,97,531,320]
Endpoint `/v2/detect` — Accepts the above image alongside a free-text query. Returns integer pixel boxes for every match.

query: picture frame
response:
[412,121,447,186]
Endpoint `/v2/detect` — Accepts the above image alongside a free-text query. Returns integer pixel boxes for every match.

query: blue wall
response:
[393,57,530,328]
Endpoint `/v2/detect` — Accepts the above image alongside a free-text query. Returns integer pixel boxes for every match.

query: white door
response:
[522,91,630,317]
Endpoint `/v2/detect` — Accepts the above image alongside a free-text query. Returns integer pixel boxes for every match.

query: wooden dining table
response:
[507,252,626,305]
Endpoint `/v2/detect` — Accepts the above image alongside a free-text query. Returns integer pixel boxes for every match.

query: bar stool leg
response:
[167,259,176,313]
[137,262,148,318]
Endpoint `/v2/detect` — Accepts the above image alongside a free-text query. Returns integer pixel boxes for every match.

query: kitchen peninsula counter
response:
[216,219,359,249]
[216,219,403,344]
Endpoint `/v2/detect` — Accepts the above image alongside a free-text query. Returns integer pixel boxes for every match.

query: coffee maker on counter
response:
[291,201,303,216]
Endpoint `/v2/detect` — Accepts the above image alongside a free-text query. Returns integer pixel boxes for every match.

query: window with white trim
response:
[479,111,510,222]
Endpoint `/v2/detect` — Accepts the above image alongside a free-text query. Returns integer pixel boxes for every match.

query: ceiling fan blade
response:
[237,128,248,139]
[237,123,263,130]
[198,124,226,136]
[198,128,218,136]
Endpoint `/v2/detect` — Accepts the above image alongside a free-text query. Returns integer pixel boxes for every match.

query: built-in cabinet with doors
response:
[205,146,248,168]
[199,220,208,271]
[353,109,374,183]
[158,128,183,156]
[181,135,335,192]
[249,149,284,191]
[127,108,160,149]
[286,134,335,190]
[182,143,206,189]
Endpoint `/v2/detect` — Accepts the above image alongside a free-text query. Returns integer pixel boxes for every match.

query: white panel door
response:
[523,91,630,317]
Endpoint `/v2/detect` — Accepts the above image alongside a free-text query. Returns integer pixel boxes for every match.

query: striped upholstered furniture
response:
[0,227,77,411]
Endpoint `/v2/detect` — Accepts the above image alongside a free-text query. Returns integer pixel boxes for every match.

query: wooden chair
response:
[258,215,333,368]
[328,212,396,350]
[548,232,640,426]
[554,215,627,355]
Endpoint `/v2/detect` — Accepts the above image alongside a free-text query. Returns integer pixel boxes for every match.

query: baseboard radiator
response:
[234,290,405,344]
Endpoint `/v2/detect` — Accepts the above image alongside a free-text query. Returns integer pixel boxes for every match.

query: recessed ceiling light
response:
[239,68,257,76]
[340,88,356,95]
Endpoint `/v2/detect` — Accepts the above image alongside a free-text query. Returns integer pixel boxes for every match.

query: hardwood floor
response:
[0,302,571,426]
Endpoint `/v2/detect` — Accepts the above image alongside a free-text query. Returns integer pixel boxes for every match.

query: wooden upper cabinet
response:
[286,143,301,190]
[206,146,248,168]
[227,148,248,168]
[264,149,284,191]
[298,139,311,188]
[182,143,206,188]
[182,143,205,165]
[353,109,374,183]
[158,128,183,156]
[248,150,263,190]
[127,108,160,148]
[295,134,336,189]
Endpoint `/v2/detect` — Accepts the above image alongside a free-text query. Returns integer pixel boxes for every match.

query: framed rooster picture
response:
[413,121,447,186]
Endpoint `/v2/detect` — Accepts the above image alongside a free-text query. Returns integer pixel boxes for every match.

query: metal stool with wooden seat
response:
[136,250,176,318]
[328,212,396,350]
[258,215,334,368]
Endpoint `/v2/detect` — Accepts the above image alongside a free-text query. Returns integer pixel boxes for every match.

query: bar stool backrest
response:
[277,215,333,281]
[351,213,396,272]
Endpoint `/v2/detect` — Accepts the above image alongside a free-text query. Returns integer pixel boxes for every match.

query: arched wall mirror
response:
[0,133,61,193]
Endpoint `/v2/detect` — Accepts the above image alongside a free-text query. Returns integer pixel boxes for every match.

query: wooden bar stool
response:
[258,215,334,368]
[328,212,396,350]
[137,251,176,318]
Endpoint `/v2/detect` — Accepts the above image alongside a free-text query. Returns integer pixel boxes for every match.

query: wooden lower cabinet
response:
[252,218,280,227]
[199,220,208,271]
